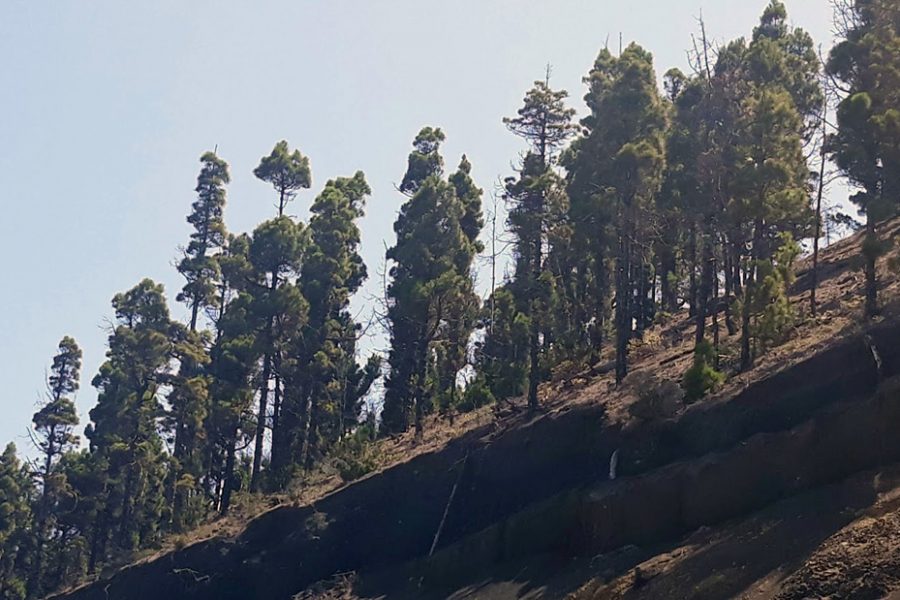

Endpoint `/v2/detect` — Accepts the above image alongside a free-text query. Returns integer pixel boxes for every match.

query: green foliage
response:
[400,127,445,195]
[2,7,887,595]
[254,140,312,216]
[504,77,576,409]
[565,43,667,383]
[827,0,900,317]
[382,129,482,435]
[86,279,180,563]
[458,375,496,413]
[33,337,82,463]
[475,285,529,400]
[0,444,32,600]
[275,171,377,483]
[683,340,725,403]
[177,151,230,331]
[330,427,379,482]
[751,232,800,351]
[29,337,82,597]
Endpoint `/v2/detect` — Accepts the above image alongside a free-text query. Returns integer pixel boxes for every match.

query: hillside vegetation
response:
[3,1,900,599]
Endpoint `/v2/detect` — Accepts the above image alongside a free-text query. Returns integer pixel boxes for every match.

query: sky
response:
[0,0,843,454]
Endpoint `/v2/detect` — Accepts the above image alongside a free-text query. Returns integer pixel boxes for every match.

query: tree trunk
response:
[527,212,543,412]
[740,218,762,371]
[712,256,720,368]
[304,392,321,471]
[219,431,238,515]
[615,201,631,384]
[589,248,606,364]
[414,333,429,438]
[250,344,272,493]
[723,237,737,336]
[810,106,828,317]
[688,221,697,318]
[251,270,279,492]
[864,214,878,319]
[695,236,713,344]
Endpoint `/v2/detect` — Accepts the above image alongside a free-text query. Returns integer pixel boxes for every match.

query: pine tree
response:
[435,157,483,418]
[733,88,811,369]
[204,233,258,512]
[247,141,312,491]
[85,280,179,570]
[564,49,619,362]
[47,450,100,589]
[177,151,230,332]
[475,285,530,400]
[273,172,372,484]
[504,77,575,409]
[382,128,480,435]
[254,140,312,217]
[246,217,308,491]
[566,45,666,384]
[207,291,260,513]
[166,152,231,528]
[0,444,32,600]
[29,337,81,597]
[828,0,900,318]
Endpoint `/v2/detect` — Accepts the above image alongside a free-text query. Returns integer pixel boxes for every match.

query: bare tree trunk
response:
[615,201,631,385]
[741,218,763,371]
[811,100,828,317]
[712,256,720,368]
[527,212,543,411]
[695,236,713,344]
[219,431,238,515]
[688,221,698,318]
[864,215,878,319]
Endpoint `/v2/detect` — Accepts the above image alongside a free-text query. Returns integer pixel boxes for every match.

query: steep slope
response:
[51,219,900,600]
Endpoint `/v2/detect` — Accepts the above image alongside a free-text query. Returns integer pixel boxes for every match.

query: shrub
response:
[330,426,379,482]
[458,375,496,413]
[683,340,725,403]
[750,233,801,352]
[627,370,683,421]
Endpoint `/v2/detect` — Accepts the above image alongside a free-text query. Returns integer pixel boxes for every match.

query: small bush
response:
[627,370,683,421]
[330,427,379,482]
[458,375,496,413]
[683,340,725,403]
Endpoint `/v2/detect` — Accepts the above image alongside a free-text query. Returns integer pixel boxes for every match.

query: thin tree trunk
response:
[688,222,698,318]
[741,218,763,370]
[527,217,542,412]
[251,269,279,492]
[219,431,238,515]
[864,214,878,318]
[414,332,429,437]
[695,236,713,345]
[304,393,321,471]
[723,237,737,335]
[810,101,828,317]
[712,256,720,368]
[250,342,272,492]
[615,200,631,384]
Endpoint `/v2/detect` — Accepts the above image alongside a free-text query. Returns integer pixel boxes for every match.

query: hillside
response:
[44,219,900,600]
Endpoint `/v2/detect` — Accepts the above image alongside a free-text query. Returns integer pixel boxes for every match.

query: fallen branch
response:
[429,451,469,556]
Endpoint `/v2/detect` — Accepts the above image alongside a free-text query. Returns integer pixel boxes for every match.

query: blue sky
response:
[0,0,841,453]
